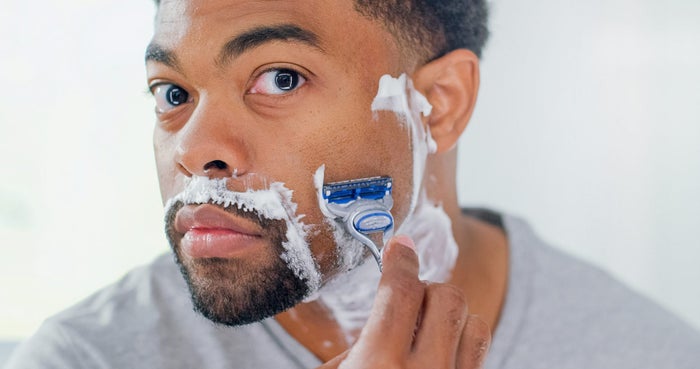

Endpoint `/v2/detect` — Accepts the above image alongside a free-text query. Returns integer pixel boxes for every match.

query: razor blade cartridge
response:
[322,176,392,204]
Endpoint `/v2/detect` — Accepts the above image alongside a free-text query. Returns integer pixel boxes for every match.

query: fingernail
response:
[393,235,416,252]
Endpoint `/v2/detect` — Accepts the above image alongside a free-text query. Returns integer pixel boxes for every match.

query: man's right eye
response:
[151,84,191,113]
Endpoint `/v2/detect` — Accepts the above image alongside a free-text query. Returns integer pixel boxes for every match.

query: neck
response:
[423,148,509,331]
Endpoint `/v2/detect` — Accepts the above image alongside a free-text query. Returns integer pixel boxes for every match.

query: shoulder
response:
[5,254,193,368]
[45,253,189,334]
[5,254,320,369]
[486,214,700,369]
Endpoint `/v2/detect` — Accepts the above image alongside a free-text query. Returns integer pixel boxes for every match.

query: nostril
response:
[203,160,228,172]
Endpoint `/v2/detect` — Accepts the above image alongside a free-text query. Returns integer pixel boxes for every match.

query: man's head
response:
[151,0,489,61]
[147,0,487,326]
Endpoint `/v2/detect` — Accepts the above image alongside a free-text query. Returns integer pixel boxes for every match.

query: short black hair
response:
[151,0,489,60]
[354,0,489,60]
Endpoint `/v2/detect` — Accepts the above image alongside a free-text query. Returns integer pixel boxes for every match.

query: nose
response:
[175,98,250,179]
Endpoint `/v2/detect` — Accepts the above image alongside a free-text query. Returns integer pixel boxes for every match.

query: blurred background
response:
[1,0,698,354]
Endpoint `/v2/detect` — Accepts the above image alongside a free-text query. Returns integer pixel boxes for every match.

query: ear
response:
[412,49,480,153]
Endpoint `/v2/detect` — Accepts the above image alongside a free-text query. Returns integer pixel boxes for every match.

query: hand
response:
[318,235,491,369]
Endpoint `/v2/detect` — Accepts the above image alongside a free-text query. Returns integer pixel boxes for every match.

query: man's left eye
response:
[249,69,306,95]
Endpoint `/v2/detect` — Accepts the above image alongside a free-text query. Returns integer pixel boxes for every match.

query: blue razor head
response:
[323,176,393,204]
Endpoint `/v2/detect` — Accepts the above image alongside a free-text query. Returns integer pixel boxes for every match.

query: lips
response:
[174,204,264,259]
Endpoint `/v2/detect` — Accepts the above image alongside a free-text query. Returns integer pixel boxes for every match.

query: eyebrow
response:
[217,24,323,66]
[145,43,180,70]
[145,24,322,71]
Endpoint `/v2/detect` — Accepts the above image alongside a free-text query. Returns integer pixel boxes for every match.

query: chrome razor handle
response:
[346,207,394,270]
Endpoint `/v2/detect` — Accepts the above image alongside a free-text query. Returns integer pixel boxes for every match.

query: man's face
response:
[147,0,416,325]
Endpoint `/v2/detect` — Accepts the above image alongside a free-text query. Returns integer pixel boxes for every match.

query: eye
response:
[151,83,191,113]
[249,68,306,95]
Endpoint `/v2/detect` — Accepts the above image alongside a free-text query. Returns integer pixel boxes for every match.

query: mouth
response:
[174,203,266,259]
[163,175,322,294]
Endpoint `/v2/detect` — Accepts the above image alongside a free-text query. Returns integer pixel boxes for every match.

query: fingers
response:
[411,283,469,367]
[333,235,492,369]
[354,235,424,355]
[456,315,491,368]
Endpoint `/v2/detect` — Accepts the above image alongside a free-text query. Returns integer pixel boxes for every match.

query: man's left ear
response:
[412,49,480,153]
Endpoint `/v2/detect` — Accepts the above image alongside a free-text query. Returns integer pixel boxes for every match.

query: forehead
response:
[155,0,328,36]
[152,0,400,68]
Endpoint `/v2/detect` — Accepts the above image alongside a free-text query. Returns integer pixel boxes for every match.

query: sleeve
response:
[3,319,85,369]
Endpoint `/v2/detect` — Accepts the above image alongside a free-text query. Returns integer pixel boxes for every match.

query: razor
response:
[322,176,394,270]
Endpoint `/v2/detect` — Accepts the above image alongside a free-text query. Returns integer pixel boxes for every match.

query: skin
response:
[147,0,508,367]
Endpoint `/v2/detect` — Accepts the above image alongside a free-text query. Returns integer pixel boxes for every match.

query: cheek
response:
[279,113,414,273]
[368,112,414,229]
[296,102,414,211]
[153,127,180,205]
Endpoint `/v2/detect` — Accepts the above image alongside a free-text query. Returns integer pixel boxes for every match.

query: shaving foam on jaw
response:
[313,165,381,340]
[310,74,459,340]
[165,175,321,294]
[312,168,457,340]
[313,165,368,272]
[397,193,458,282]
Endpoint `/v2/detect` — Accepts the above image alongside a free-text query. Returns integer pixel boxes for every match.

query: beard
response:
[165,201,311,326]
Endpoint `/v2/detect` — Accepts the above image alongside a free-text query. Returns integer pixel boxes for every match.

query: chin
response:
[176,253,312,326]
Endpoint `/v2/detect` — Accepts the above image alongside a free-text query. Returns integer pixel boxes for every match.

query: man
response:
[6,0,700,368]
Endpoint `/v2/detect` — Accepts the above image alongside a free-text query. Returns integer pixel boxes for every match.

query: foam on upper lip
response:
[165,175,322,295]
[165,176,290,220]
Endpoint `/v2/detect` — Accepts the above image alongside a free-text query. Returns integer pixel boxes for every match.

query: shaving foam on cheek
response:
[164,175,321,293]
[309,74,458,341]
[371,74,457,282]
[371,74,437,214]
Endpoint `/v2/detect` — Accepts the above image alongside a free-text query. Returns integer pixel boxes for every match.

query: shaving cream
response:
[164,176,322,293]
[369,73,457,281]
[313,73,459,340]
[371,73,437,214]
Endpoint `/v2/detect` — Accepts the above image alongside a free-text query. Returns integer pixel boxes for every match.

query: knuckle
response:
[475,337,489,361]
[426,283,469,335]
[467,315,492,342]
[429,283,468,308]
[465,315,492,364]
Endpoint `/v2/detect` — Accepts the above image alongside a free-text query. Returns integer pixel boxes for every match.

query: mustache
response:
[163,176,297,239]
[165,176,292,219]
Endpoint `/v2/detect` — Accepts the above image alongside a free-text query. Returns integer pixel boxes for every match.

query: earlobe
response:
[412,49,480,153]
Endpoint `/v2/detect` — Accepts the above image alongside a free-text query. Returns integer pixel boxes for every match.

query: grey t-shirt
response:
[6,213,700,368]
[484,214,700,368]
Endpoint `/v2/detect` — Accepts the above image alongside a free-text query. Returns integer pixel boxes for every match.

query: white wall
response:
[1,0,698,340]
[0,0,164,339]
[459,0,700,329]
